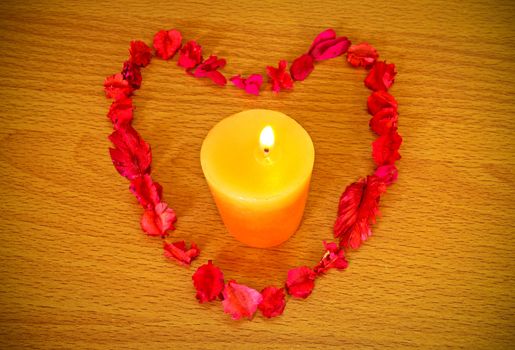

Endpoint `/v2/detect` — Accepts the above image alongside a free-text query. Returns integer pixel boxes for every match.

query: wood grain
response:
[0,0,514,348]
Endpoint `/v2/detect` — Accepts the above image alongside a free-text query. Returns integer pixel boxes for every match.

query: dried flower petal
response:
[178,40,203,70]
[153,29,182,60]
[367,91,398,115]
[140,202,176,237]
[104,73,132,100]
[163,241,200,266]
[365,61,397,91]
[374,164,398,186]
[290,54,315,81]
[310,28,337,49]
[129,40,152,67]
[370,108,399,135]
[129,174,162,209]
[258,286,286,318]
[308,28,350,61]
[230,74,263,96]
[109,126,151,180]
[222,280,263,320]
[266,60,293,93]
[285,266,316,299]
[193,55,227,86]
[313,241,348,275]
[372,129,403,166]
[122,60,142,89]
[192,260,225,303]
[347,43,378,68]
[334,176,387,249]
[107,97,133,129]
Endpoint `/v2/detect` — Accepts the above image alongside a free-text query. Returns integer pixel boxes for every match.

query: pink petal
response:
[230,74,263,96]
[222,280,263,320]
[230,75,245,89]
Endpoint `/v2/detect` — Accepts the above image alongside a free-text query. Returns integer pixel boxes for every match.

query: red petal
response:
[372,129,403,166]
[129,40,152,67]
[121,60,142,89]
[230,74,263,96]
[108,126,151,180]
[222,280,263,320]
[163,240,200,266]
[104,73,132,100]
[153,29,182,60]
[285,266,315,299]
[266,60,293,93]
[370,108,399,135]
[314,241,349,275]
[107,97,133,129]
[192,260,225,303]
[178,40,203,70]
[334,176,387,249]
[308,29,350,61]
[374,164,398,186]
[129,174,162,209]
[365,61,397,91]
[140,202,176,237]
[347,43,378,68]
[258,286,286,318]
[290,54,314,81]
[207,71,226,86]
[193,55,227,86]
[367,91,398,115]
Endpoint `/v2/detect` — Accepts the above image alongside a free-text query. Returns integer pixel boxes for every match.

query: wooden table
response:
[1,1,513,348]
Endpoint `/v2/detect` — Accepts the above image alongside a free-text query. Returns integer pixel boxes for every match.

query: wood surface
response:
[0,0,514,349]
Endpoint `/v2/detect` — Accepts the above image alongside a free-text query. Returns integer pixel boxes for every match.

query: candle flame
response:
[259,126,275,153]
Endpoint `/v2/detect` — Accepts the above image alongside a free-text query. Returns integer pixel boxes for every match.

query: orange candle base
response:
[200,109,315,248]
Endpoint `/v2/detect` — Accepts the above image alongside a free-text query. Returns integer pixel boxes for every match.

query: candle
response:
[200,109,315,248]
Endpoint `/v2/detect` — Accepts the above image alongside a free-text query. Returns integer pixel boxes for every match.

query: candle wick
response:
[264,147,270,154]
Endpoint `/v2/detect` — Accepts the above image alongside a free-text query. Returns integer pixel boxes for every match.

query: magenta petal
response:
[230,75,245,89]
[290,54,315,81]
[311,37,351,61]
[309,28,336,53]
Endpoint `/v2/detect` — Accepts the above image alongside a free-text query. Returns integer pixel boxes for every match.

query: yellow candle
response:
[200,109,315,248]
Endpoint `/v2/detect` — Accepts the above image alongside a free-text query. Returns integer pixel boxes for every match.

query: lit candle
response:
[200,109,315,248]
